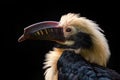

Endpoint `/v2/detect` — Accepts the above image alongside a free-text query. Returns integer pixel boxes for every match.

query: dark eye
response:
[66,28,72,32]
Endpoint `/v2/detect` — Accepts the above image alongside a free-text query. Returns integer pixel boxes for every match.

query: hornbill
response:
[18,13,120,80]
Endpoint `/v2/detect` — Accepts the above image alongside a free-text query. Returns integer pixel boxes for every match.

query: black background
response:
[2,1,120,80]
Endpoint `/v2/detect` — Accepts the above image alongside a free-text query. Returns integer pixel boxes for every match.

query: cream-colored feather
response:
[43,48,63,80]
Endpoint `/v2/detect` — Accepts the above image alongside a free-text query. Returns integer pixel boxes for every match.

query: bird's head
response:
[18,13,110,66]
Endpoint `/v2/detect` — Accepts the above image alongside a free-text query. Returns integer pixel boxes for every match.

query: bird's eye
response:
[66,28,72,32]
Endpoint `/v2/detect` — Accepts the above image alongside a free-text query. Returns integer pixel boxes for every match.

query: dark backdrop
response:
[3,1,120,80]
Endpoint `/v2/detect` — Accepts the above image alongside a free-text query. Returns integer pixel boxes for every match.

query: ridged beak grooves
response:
[18,21,65,42]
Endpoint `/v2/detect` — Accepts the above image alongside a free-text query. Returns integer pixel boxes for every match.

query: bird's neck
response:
[55,43,81,54]
[55,43,108,67]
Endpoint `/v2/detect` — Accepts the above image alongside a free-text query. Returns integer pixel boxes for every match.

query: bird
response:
[18,13,120,80]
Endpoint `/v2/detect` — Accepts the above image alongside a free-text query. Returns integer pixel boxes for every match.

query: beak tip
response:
[18,35,26,42]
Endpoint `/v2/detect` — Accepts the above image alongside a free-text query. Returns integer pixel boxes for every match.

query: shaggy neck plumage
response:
[43,48,64,80]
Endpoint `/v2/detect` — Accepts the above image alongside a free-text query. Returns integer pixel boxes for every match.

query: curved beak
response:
[18,21,65,42]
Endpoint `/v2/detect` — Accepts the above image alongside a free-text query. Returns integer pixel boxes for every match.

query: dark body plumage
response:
[57,50,120,80]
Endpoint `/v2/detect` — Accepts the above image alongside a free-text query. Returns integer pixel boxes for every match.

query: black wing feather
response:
[57,50,120,80]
